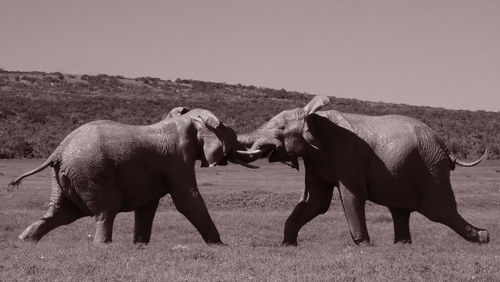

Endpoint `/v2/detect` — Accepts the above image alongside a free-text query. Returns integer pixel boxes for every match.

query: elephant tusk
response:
[234,149,265,156]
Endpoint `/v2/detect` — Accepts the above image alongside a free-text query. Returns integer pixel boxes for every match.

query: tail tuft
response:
[6,158,55,192]
[7,179,21,192]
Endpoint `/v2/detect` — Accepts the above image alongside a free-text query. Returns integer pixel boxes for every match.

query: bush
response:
[0,136,34,158]
[0,70,498,159]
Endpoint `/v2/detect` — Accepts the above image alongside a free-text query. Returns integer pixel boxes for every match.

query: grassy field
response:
[0,159,499,281]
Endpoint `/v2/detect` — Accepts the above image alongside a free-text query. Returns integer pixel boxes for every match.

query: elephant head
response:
[233,96,331,168]
[163,106,191,119]
[165,107,257,168]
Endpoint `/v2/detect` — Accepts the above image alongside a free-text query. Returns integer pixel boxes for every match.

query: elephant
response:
[8,107,250,245]
[235,96,490,245]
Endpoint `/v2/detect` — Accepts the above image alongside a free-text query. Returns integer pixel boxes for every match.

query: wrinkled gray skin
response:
[237,96,489,245]
[9,108,246,245]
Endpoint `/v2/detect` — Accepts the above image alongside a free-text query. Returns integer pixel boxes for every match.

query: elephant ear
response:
[303,95,331,115]
[193,114,221,130]
[302,96,330,149]
[302,114,322,150]
[164,106,191,119]
[194,114,226,168]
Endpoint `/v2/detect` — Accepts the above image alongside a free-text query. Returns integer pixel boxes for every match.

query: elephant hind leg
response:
[83,176,122,244]
[423,210,489,244]
[445,214,489,243]
[418,179,489,244]
[19,178,85,242]
[389,207,412,244]
[20,203,85,242]
[133,199,160,244]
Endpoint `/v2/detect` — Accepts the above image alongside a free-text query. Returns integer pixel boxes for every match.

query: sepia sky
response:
[1,0,499,111]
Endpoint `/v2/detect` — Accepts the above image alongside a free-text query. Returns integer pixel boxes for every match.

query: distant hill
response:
[1,69,498,159]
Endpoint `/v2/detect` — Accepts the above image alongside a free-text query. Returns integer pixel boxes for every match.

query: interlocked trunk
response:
[237,131,260,148]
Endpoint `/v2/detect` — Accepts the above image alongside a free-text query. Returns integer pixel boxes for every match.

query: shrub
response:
[0,70,498,159]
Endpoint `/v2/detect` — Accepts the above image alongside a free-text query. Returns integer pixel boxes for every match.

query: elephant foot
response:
[93,240,113,247]
[477,230,489,244]
[353,239,371,246]
[18,224,43,242]
[394,239,412,244]
[282,239,298,246]
[19,230,37,242]
[133,240,150,247]
[133,237,151,245]
[93,237,113,244]
[205,239,224,245]
[135,243,148,250]
[18,233,39,243]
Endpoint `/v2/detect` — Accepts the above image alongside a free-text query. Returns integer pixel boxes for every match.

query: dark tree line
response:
[0,71,498,159]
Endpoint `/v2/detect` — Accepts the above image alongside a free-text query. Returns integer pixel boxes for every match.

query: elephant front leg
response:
[94,211,117,244]
[283,173,333,246]
[389,207,412,244]
[338,182,370,245]
[133,199,160,244]
[170,186,222,245]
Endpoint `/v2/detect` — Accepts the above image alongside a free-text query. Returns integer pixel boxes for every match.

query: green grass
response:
[1,159,499,281]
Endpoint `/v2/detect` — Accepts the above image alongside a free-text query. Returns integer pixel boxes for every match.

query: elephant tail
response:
[449,149,488,170]
[7,153,60,192]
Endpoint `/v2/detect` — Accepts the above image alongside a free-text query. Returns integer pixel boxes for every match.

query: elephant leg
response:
[283,174,333,246]
[170,186,222,244]
[389,207,412,244]
[418,179,489,244]
[19,177,85,242]
[94,211,117,244]
[441,213,489,243]
[422,208,489,244]
[133,199,160,244]
[338,183,370,245]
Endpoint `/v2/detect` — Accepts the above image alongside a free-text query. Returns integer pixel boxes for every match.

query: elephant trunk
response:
[231,130,270,162]
[237,131,260,148]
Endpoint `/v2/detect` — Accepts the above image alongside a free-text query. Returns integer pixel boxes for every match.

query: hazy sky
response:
[1,1,499,111]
